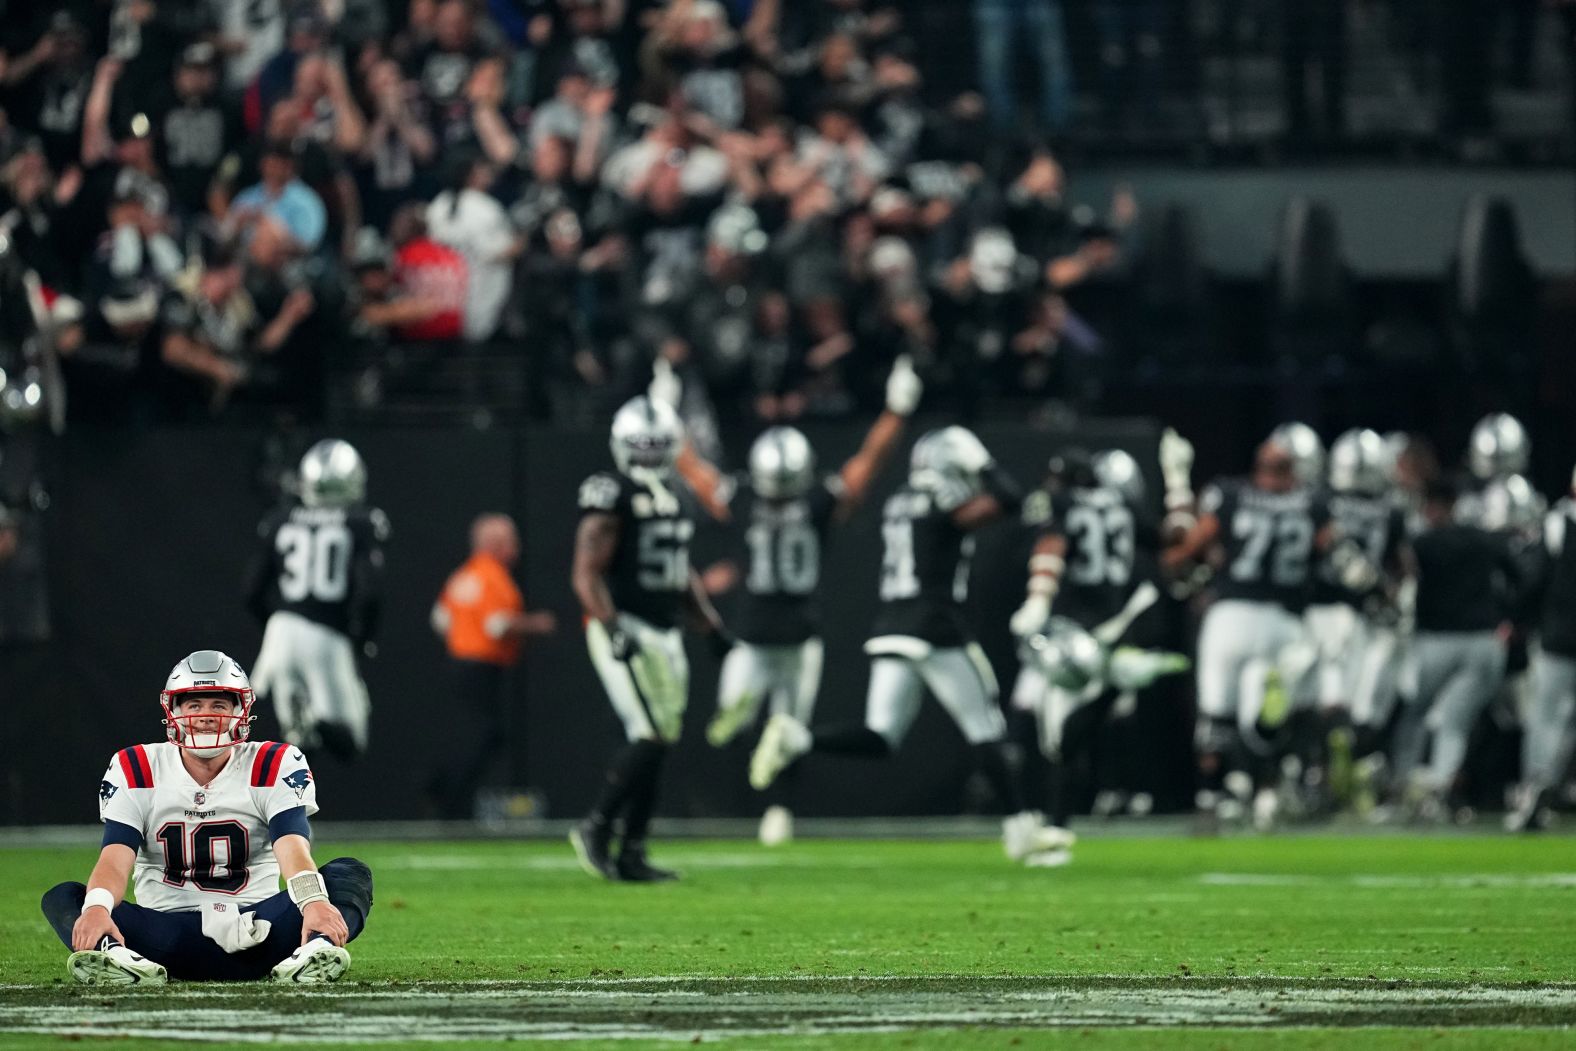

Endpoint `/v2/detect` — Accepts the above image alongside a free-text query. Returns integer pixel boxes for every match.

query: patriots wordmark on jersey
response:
[1201,479,1330,611]
[578,472,694,629]
[251,505,390,639]
[728,476,842,645]
[96,741,319,912]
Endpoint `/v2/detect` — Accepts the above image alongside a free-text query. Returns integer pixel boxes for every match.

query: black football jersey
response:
[249,504,390,639]
[1539,499,1576,657]
[578,471,695,630]
[1201,479,1328,611]
[1413,522,1518,633]
[727,476,842,645]
[1022,484,1150,629]
[1312,492,1407,607]
[870,482,977,646]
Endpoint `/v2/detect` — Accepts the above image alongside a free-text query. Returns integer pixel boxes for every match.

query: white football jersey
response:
[96,741,319,912]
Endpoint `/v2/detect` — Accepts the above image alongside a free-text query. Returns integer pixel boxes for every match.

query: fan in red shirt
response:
[383,204,467,344]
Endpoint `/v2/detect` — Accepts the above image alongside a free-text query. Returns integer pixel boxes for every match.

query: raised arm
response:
[674,443,732,523]
[1009,531,1069,638]
[834,355,921,520]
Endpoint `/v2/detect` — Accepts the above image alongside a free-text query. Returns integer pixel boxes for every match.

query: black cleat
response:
[569,818,619,880]
[616,845,679,883]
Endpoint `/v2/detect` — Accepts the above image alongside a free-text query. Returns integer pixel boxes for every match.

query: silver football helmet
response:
[1468,412,1529,481]
[159,650,256,759]
[1475,474,1546,533]
[610,395,683,481]
[969,228,1018,295]
[1328,428,1387,494]
[1025,617,1107,693]
[299,439,366,508]
[1093,449,1145,506]
[1268,422,1325,487]
[910,425,991,493]
[750,427,816,500]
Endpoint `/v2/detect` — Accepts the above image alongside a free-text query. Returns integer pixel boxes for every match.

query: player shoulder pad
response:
[579,472,624,513]
[112,746,155,789]
[249,741,293,787]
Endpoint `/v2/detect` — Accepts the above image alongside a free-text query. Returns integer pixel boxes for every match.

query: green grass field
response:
[1,833,1573,1048]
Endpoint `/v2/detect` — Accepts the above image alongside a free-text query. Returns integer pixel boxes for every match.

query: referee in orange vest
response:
[428,513,557,818]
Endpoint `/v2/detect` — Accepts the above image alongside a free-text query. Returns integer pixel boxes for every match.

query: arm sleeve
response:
[267,806,312,842]
[102,820,143,849]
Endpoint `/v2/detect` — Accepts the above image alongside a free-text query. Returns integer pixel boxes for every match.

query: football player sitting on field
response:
[40,651,373,985]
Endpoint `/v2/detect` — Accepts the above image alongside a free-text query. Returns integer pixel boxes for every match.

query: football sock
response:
[972,741,1025,814]
[590,739,667,826]
[619,743,669,846]
[809,725,890,756]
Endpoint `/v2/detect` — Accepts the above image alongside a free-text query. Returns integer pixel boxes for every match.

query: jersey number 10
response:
[156,820,249,893]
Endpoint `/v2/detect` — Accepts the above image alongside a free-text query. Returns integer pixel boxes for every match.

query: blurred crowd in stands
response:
[0,0,1570,429]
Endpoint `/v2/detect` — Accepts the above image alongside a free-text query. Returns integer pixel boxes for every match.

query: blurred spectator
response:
[229,139,328,252]
[972,0,1072,135]
[0,137,73,292]
[387,201,466,345]
[426,152,519,342]
[796,94,888,208]
[151,43,243,220]
[215,0,286,94]
[647,0,749,132]
[1,12,93,171]
[528,60,619,186]
[357,58,437,228]
[406,0,488,108]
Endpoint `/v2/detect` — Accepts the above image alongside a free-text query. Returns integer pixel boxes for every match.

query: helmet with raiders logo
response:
[1267,422,1325,487]
[298,439,366,508]
[159,650,256,759]
[1024,617,1107,692]
[1328,428,1387,494]
[1093,449,1145,506]
[610,395,683,482]
[750,426,815,500]
[1468,412,1529,481]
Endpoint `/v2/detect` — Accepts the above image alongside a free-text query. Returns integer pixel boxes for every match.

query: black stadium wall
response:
[0,418,1194,826]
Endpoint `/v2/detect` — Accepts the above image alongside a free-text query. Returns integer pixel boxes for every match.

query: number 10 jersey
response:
[96,741,319,911]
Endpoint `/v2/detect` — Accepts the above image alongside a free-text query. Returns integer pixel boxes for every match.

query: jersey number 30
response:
[277,523,351,603]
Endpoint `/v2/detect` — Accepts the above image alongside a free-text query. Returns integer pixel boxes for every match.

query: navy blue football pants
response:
[41,857,372,981]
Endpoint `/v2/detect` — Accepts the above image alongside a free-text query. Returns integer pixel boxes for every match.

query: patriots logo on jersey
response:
[282,769,312,799]
[99,780,118,802]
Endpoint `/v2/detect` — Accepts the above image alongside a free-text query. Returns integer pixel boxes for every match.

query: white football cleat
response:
[749,714,811,791]
[68,939,167,986]
[758,805,794,847]
[1003,811,1076,861]
[269,936,351,984]
[1024,848,1073,868]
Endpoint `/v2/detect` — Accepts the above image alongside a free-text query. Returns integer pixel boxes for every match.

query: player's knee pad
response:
[41,881,86,933]
[322,858,374,915]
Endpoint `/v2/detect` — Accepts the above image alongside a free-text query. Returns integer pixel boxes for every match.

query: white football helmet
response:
[1468,412,1529,481]
[610,395,683,481]
[1475,474,1546,533]
[750,427,816,500]
[159,650,256,759]
[1093,449,1145,506]
[299,439,366,508]
[1268,422,1325,487]
[1328,428,1387,494]
[1025,617,1107,692]
[910,426,990,493]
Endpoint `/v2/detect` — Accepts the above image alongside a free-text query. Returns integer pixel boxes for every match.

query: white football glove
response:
[648,358,682,411]
[1010,594,1053,639]
[1159,427,1194,495]
[884,354,923,417]
[200,903,273,954]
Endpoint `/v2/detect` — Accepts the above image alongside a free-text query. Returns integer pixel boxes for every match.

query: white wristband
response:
[81,887,115,916]
[287,871,330,910]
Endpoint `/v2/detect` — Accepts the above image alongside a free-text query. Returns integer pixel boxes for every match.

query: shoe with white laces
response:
[269,935,351,984]
[68,937,167,986]
[758,805,794,847]
[750,714,811,791]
